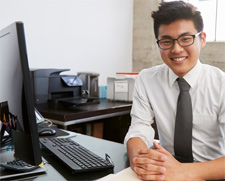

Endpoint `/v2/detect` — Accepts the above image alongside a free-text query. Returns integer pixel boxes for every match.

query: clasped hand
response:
[133,142,183,181]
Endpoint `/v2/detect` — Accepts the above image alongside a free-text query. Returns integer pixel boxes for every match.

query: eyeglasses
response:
[157,31,202,50]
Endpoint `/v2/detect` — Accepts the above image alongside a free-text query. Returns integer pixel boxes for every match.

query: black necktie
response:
[174,77,193,162]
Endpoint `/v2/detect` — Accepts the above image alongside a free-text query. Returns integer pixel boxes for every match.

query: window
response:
[163,0,225,42]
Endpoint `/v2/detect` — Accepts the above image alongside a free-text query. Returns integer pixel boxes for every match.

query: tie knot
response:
[177,78,190,91]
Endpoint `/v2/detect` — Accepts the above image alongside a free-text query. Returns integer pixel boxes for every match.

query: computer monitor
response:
[0,22,42,166]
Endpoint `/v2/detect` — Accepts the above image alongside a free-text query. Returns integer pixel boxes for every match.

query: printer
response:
[31,69,94,109]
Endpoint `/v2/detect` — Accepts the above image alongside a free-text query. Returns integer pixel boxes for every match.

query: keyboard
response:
[39,137,114,172]
[0,159,39,172]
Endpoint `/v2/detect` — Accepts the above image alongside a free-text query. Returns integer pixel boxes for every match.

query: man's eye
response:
[180,36,192,42]
[161,39,172,44]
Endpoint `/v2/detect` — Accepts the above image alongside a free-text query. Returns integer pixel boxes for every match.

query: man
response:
[124,1,225,181]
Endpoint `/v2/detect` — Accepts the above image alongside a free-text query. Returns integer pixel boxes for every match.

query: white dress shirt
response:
[124,60,225,162]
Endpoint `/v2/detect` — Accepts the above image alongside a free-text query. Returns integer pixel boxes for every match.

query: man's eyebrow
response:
[178,32,192,37]
[159,32,192,39]
[160,35,172,39]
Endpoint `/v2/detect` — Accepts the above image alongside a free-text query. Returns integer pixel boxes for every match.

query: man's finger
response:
[134,164,166,174]
[137,148,167,162]
[134,157,165,166]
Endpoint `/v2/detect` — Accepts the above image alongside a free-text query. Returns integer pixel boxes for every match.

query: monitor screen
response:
[0,22,42,166]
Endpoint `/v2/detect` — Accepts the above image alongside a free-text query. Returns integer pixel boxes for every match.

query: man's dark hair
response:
[151,1,204,39]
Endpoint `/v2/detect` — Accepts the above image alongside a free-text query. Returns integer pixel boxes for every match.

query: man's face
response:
[158,19,206,77]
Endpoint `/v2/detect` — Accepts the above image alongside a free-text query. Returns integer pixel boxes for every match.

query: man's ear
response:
[200,31,207,48]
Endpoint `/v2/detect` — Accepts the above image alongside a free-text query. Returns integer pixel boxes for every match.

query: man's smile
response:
[170,56,188,62]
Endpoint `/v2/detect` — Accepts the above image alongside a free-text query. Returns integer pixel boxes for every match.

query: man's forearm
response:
[126,137,148,169]
[183,156,225,180]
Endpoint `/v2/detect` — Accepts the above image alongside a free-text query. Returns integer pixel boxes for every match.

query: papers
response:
[98,167,141,181]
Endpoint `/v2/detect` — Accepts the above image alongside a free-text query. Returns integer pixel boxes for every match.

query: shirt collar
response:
[168,60,202,88]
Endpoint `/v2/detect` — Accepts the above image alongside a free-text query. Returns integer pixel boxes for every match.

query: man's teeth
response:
[172,57,186,61]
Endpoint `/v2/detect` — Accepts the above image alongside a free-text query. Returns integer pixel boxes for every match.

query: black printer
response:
[30,69,98,109]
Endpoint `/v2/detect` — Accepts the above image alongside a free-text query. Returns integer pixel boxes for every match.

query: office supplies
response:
[35,107,45,124]
[99,86,107,98]
[0,159,40,172]
[107,74,137,102]
[39,137,114,173]
[98,167,140,181]
[37,123,69,138]
[77,72,100,99]
[0,22,45,177]
[35,107,67,137]
[38,127,56,136]
[0,102,11,142]
[31,69,86,109]
[35,108,58,137]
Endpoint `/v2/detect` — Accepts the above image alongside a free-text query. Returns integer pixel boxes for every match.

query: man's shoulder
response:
[202,63,225,79]
[139,64,167,77]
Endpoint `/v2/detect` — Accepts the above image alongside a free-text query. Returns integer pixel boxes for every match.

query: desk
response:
[39,99,132,128]
[0,132,129,180]
[39,99,132,143]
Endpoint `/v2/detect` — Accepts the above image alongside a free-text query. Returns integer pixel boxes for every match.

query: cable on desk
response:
[42,119,53,127]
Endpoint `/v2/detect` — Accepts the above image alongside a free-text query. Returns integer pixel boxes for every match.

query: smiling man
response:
[124,1,225,181]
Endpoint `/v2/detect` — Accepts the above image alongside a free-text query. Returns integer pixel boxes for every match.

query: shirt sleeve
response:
[124,71,155,149]
[219,76,225,124]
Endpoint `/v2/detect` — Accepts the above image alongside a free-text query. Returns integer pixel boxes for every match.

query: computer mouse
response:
[38,127,56,136]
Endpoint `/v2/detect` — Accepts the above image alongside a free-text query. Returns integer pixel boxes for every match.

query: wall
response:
[200,42,225,71]
[132,0,225,72]
[132,0,162,72]
[0,0,133,86]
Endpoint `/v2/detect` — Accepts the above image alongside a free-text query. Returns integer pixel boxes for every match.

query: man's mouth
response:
[171,57,187,62]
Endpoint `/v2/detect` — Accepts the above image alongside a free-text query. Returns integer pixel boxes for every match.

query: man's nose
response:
[171,40,183,53]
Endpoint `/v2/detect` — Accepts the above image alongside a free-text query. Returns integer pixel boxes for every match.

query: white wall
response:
[0,0,133,85]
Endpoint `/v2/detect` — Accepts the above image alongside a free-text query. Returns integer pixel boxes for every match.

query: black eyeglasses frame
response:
[156,31,202,50]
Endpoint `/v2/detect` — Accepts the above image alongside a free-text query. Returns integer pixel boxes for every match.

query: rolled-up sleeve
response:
[124,71,155,149]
